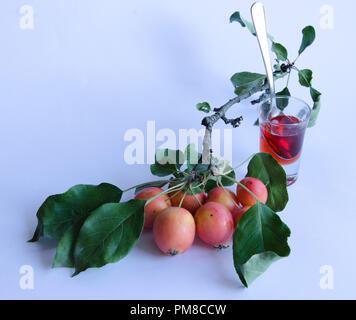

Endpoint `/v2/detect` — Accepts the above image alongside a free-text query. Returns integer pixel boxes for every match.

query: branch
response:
[201,82,268,163]
[221,115,243,128]
[201,82,268,131]
[202,129,212,164]
[251,92,269,105]
[200,67,292,164]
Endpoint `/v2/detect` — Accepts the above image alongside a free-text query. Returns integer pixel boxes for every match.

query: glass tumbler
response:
[259,96,311,186]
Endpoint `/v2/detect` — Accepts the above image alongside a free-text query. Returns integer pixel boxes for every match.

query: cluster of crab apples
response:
[135,177,268,255]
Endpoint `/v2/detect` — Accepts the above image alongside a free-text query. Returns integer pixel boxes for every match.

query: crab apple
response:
[135,187,171,229]
[194,202,234,246]
[169,190,206,214]
[206,187,238,213]
[153,207,196,255]
[231,206,251,228]
[236,177,268,207]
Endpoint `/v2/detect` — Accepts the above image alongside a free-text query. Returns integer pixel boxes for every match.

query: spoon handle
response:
[251,2,275,96]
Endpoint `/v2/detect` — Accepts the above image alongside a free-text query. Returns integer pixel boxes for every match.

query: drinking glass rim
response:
[259,95,312,126]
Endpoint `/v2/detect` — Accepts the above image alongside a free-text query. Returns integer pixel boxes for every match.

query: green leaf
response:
[234,86,249,96]
[233,202,291,287]
[246,153,288,212]
[273,64,281,71]
[310,87,321,102]
[201,173,235,194]
[230,12,274,41]
[298,26,316,55]
[276,87,291,110]
[205,179,218,193]
[308,98,321,128]
[231,72,266,90]
[194,163,210,175]
[53,222,82,268]
[150,149,185,177]
[271,42,288,61]
[29,183,123,242]
[236,252,282,287]
[308,87,321,128]
[196,102,211,113]
[73,199,146,276]
[276,87,291,97]
[221,170,236,187]
[298,69,313,87]
[187,181,204,195]
[185,144,201,171]
[230,11,256,35]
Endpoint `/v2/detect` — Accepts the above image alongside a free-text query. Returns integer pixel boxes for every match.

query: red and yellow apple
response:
[153,207,196,255]
[169,190,206,214]
[194,202,234,246]
[206,187,238,213]
[231,206,251,228]
[135,187,171,228]
[236,177,268,207]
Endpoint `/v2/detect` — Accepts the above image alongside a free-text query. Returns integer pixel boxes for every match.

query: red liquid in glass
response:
[260,115,305,165]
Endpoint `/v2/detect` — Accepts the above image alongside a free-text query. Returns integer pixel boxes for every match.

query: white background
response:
[1,0,355,299]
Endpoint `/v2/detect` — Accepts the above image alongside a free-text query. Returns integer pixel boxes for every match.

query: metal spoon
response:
[251,2,275,97]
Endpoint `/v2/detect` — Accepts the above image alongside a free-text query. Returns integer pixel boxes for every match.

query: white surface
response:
[1,0,356,299]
